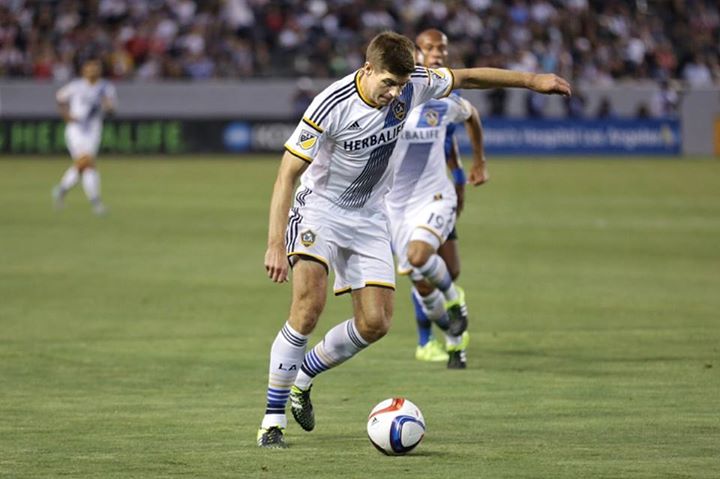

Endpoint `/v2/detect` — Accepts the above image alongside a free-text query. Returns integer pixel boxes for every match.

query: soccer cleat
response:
[92,201,107,216]
[415,338,448,362]
[445,286,468,336]
[447,350,467,369]
[290,385,315,431]
[257,426,288,448]
[447,332,469,370]
[52,185,64,209]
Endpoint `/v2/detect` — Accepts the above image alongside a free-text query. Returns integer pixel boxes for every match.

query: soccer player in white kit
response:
[389,29,490,368]
[258,31,571,448]
[52,59,116,215]
[387,84,479,369]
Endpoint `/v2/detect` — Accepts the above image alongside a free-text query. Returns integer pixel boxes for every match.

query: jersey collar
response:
[354,70,381,109]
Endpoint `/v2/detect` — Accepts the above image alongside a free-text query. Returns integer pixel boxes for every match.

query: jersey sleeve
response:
[445,94,473,124]
[284,86,340,163]
[410,66,455,106]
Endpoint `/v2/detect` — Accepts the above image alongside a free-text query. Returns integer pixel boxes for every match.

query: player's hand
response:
[528,73,572,96]
[455,184,465,217]
[468,162,489,186]
[265,244,289,283]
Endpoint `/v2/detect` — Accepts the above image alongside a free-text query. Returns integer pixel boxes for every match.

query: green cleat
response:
[257,426,287,448]
[447,331,469,369]
[290,385,315,431]
[415,338,448,362]
[445,286,468,336]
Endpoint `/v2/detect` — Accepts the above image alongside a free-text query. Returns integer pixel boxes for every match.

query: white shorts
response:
[65,123,101,160]
[285,189,395,295]
[389,196,457,275]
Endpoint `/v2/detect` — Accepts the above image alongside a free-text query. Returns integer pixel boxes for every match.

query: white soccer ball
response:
[366,397,426,455]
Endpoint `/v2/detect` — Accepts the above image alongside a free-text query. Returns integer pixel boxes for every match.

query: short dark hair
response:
[366,31,415,77]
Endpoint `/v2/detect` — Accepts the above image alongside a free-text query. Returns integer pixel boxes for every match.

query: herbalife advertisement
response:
[0,118,680,156]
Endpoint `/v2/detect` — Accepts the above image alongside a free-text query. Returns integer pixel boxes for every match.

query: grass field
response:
[1,155,719,478]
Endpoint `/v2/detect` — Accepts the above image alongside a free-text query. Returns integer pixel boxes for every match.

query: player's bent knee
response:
[355,315,390,343]
[414,280,435,297]
[407,244,433,269]
[74,156,95,171]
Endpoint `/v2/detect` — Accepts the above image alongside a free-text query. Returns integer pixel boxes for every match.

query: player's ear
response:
[363,62,373,76]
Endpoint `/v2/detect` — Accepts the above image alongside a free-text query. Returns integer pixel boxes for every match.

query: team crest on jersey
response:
[300,229,316,247]
[424,109,439,126]
[298,130,318,150]
[392,100,406,120]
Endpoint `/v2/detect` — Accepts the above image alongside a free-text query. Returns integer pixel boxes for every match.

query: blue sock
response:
[412,289,432,346]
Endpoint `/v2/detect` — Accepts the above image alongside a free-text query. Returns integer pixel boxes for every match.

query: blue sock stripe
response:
[300,364,315,378]
[267,391,289,400]
[281,325,307,347]
[346,321,367,349]
[265,407,285,415]
[267,387,289,394]
[305,350,328,373]
[412,291,432,346]
[302,350,329,377]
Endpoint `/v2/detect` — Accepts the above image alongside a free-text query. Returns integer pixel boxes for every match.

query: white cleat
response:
[92,202,107,216]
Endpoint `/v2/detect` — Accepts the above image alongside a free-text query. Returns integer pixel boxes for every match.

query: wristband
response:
[451,167,466,186]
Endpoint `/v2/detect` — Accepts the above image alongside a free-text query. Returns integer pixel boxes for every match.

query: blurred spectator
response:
[595,96,615,119]
[487,89,508,117]
[650,79,681,118]
[635,102,650,119]
[0,0,717,85]
[292,77,316,118]
[564,90,586,118]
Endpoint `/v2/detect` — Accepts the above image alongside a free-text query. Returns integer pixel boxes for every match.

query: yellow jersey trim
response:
[285,146,313,164]
[355,70,380,109]
[365,281,396,290]
[287,251,330,269]
[442,68,455,98]
[417,224,444,242]
[302,117,323,133]
[334,286,352,296]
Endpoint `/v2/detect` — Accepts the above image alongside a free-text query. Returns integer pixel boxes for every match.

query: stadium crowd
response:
[0,0,718,87]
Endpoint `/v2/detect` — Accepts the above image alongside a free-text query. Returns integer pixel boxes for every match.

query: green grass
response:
[1,156,719,478]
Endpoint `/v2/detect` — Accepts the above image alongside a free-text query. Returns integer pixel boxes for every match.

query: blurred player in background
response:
[388,29,489,369]
[52,58,117,215]
[258,31,571,448]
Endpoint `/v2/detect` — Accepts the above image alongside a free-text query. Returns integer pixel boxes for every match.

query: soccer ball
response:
[366,397,425,455]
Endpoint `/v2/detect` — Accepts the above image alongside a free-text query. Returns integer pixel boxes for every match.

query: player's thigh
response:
[351,285,395,343]
[66,126,100,163]
[288,257,328,335]
[438,237,460,280]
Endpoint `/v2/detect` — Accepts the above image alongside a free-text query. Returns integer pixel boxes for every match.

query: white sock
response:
[419,288,447,322]
[59,166,80,193]
[294,319,368,390]
[81,168,102,204]
[414,254,458,302]
[261,322,308,429]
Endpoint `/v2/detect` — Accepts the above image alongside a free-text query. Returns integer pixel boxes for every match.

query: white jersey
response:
[386,93,472,214]
[284,66,454,213]
[56,78,116,131]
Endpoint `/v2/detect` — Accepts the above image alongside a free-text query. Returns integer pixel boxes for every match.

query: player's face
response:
[417,35,448,68]
[363,63,410,106]
[82,62,101,82]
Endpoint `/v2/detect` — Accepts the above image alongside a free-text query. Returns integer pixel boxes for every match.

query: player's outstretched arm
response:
[265,151,310,283]
[464,104,489,186]
[451,68,572,96]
